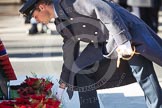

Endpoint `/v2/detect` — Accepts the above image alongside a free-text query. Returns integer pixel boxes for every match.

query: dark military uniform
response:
[53,0,162,107]
[55,0,162,108]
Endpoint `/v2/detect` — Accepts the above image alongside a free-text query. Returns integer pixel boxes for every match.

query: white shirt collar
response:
[54,7,58,18]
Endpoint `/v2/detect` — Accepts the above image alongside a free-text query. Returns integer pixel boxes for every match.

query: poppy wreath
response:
[0,76,61,108]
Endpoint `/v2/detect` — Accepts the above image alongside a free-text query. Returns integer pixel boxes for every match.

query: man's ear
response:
[38,4,45,11]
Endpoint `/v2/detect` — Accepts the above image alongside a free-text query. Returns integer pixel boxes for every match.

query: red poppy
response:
[44,82,53,91]
[25,77,38,86]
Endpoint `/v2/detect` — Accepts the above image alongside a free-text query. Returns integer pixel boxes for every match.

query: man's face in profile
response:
[32,3,52,24]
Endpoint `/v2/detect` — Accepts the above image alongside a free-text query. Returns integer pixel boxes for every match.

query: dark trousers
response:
[128,55,162,108]
[76,74,100,108]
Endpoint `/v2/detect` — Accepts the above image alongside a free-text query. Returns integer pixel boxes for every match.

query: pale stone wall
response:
[0,0,21,4]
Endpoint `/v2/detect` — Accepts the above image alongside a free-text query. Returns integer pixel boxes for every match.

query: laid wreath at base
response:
[0,76,61,108]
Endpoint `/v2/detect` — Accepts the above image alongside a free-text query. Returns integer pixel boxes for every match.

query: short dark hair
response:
[37,0,53,5]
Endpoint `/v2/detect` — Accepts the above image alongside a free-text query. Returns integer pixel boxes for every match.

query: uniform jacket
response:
[53,0,162,88]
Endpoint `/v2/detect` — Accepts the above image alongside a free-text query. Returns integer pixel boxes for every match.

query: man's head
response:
[19,0,55,24]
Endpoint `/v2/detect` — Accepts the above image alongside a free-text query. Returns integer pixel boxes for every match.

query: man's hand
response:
[116,41,133,57]
[56,87,65,101]
[116,41,133,68]
[55,83,66,101]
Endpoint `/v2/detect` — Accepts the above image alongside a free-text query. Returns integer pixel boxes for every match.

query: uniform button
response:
[106,40,108,42]
[78,38,81,40]
[82,25,86,28]
[94,32,98,35]
[91,40,94,43]
[70,18,73,20]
